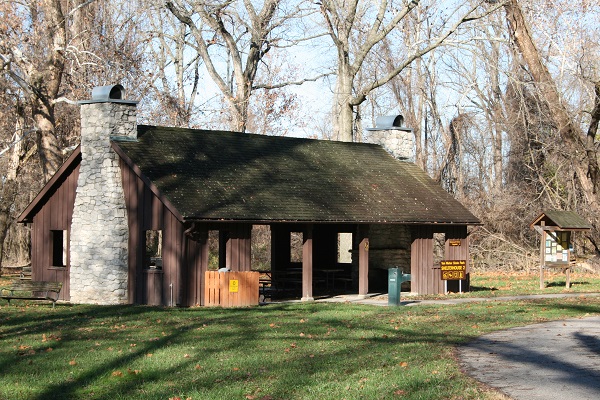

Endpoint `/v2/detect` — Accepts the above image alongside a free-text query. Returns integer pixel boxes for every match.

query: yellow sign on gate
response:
[229,279,239,293]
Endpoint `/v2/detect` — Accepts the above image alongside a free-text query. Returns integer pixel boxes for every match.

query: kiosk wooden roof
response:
[530,210,591,290]
[530,210,592,231]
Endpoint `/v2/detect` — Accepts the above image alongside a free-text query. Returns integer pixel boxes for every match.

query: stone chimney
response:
[366,115,415,162]
[70,85,137,304]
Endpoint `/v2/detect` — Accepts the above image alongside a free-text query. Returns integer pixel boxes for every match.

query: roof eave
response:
[181,216,481,225]
[17,147,82,224]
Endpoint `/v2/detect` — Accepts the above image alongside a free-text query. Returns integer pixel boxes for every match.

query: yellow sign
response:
[449,239,462,247]
[440,260,466,280]
[229,279,239,293]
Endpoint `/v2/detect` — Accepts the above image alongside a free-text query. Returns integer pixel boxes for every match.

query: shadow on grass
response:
[468,285,499,293]
[1,299,599,399]
[0,303,478,400]
[546,280,591,287]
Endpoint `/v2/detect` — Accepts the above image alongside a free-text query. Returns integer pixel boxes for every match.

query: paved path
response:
[458,316,600,400]
[311,292,600,399]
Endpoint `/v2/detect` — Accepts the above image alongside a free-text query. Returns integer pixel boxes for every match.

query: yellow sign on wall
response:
[229,279,239,293]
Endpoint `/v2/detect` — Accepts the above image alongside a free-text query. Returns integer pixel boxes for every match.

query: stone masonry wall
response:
[69,102,136,304]
[367,129,415,162]
[351,224,412,291]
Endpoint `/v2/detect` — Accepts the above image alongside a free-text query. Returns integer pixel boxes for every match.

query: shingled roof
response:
[530,210,592,231]
[112,125,480,225]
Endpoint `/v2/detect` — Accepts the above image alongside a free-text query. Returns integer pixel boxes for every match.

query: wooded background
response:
[1,0,599,272]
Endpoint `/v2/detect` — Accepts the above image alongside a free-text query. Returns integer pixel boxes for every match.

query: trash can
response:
[388,267,411,306]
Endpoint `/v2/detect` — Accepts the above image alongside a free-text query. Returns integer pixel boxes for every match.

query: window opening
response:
[251,225,271,271]
[207,230,220,270]
[433,232,445,267]
[290,232,303,263]
[145,230,162,269]
[337,232,352,263]
[50,230,67,267]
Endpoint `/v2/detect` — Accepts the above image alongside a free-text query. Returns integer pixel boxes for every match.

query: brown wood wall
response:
[444,225,469,293]
[411,226,435,294]
[410,225,469,295]
[30,160,80,300]
[120,159,208,306]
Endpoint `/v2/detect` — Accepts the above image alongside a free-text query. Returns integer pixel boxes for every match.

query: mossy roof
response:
[530,210,592,230]
[113,125,480,224]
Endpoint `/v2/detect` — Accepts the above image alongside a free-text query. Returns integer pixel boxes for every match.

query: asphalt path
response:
[458,316,600,400]
[312,292,600,399]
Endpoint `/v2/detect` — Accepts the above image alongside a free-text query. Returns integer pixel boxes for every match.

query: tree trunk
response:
[332,66,355,142]
[33,100,62,181]
[0,117,25,270]
[504,0,599,197]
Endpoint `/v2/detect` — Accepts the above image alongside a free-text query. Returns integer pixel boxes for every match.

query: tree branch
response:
[253,72,334,90]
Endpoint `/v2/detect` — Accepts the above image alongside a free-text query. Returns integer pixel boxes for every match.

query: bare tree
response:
[503,0,600,251]
[504,0,599,197]
[319,0,503,142]
[165,0,323,132]
[0,0,69,180]
[0,0,150,267]
[143,5,203,127]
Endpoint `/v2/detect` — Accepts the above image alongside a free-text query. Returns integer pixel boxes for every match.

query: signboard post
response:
[440,260,467,294]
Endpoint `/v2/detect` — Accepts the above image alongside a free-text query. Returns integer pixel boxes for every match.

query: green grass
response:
[1,295,599,400]
[409,271,600,300]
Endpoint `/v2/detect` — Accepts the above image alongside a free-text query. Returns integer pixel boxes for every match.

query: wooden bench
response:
[20,266,32,280]
[1,280,62,308]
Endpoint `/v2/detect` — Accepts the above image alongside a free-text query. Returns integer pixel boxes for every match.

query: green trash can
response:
[388,267,411,306]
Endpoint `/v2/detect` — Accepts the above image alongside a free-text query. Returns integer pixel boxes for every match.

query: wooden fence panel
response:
[204,271,259,307]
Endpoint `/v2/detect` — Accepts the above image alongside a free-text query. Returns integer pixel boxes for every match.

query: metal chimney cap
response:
[366,115,411,131]
[79,84,138,105]
[92,84,125,101]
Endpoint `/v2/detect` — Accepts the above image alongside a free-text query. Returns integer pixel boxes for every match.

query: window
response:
[145,230,163,269]
[433,232,445,267]
[337,232,352,263]
[50,230,67,267]
[290,232,303,263]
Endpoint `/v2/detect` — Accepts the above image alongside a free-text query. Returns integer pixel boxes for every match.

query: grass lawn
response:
[1,275,599,400]
[410,271,600,299]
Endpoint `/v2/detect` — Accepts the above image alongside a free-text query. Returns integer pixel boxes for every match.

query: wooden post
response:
[539,224,545,289]
[358,225,369,298]
[302,224,314,301]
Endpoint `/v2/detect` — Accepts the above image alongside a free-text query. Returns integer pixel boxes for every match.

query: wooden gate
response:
[204,271,259,307]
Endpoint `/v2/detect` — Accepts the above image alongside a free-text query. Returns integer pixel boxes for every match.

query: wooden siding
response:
[120,158,208,306]
[30,159,80,300]
[225,224,252,272]
[410,225,470,295]
[443,225,470,293]
[410,226,439,294]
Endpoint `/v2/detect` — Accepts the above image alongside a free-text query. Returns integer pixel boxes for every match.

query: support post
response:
[539,228,545,289]
[357,225,369,298]
[302,224,314,301]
